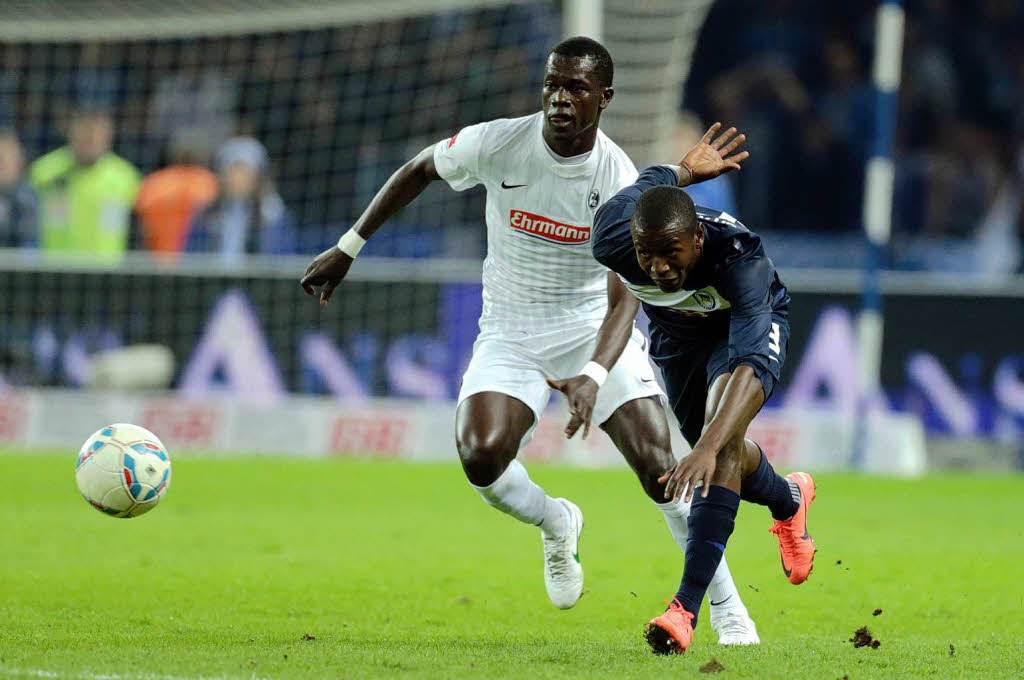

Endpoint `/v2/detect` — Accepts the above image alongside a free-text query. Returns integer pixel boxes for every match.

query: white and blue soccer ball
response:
[75,423,171,518]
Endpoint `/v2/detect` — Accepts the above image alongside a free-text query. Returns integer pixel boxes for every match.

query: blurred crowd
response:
[686,0,1024,272]
[0,109,293,260]
[1,1,1023,272]
[0,5,554,260]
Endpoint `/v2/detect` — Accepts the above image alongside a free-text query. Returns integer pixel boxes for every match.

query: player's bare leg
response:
[601,396,758,645]
[701,374,816,585]
[456,391,584,609]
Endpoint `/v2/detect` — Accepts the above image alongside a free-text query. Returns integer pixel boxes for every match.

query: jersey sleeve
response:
[716,253,778,380]
[592,165,678,276]
[433,122,489,191]
[610,151,639,193]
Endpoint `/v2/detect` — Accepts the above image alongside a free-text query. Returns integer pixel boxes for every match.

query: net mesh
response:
[0,2,560,255]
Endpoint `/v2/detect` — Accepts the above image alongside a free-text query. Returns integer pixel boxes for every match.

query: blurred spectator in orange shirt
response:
[134,135,218,254]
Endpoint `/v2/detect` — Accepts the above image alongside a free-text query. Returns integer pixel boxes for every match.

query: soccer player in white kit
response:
[301,37,758,645]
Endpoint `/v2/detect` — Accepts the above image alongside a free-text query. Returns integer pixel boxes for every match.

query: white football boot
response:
[710,603,760,645]
[542,498,584,609]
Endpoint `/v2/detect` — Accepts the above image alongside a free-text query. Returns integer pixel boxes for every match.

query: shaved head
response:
[630,185,697,237]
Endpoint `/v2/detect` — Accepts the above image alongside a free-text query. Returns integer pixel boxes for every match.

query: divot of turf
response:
[699,658,725,673]
[851,626,881,649]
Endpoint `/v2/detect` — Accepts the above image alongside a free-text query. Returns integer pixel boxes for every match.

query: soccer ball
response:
[75,423,171,518]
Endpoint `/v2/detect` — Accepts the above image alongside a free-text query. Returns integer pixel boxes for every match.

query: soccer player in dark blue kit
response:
[590,124,817,654]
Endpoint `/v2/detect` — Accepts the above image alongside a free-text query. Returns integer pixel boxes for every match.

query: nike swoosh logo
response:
[501,181,527,189]
[641,377,655,383]
[709,595,732,606]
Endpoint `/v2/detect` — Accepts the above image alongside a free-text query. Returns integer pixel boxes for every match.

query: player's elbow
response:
[407,145,440,183]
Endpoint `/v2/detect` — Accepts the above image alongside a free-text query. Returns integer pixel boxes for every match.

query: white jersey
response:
[433,112,638,333]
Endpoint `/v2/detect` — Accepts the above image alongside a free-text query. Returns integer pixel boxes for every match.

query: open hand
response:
[679,122,749,186]
[300,246,353,307]
[546,375,600,439]
[658,449,717,502]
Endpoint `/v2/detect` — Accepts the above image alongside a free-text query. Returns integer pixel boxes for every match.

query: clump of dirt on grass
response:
[949,643,955,657]
[850,626,881,649]
[873,608,883,616]
[699,659,725,673]
[301,633,316,641]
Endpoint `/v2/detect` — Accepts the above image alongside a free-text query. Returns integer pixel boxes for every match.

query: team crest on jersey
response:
[693,290,718,311]
[588,189,600,209]
[509,209,590,244]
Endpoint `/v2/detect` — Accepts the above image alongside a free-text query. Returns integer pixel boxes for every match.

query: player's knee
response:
[641,455,672,501]
[712,437,746,486]
[625,441,673,501]
[456,427,518,487]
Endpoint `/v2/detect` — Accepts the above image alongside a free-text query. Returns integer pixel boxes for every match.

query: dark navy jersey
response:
[592,164,790,377]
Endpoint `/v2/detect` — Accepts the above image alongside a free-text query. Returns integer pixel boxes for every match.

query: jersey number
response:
[767,322,781,360]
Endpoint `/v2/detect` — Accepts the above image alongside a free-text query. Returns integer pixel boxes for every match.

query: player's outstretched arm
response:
[669,122,749,188]
[300,145,441,307]
[547,272,640,440]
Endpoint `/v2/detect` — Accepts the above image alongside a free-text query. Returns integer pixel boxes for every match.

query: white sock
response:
[655,497,690,551]
[656,498,745,612]
[472,459,568,538]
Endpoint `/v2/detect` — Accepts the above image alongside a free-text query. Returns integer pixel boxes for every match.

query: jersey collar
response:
[533,112,601,179]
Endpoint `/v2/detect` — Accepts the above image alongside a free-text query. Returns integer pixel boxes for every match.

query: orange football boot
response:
[769,471,817,584]
[644,599,695,655]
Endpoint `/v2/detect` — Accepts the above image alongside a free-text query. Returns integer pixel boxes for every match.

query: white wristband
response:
[580,361,608,387]
[337,229,367,258]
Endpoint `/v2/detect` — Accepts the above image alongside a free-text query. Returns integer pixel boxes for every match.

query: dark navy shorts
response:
[649,310,789,448]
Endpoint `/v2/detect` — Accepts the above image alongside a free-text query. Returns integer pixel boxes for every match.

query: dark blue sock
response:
[740,445,800,521]
[674,485,740,628]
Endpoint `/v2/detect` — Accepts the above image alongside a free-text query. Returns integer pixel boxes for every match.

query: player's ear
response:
[600,87,614,110]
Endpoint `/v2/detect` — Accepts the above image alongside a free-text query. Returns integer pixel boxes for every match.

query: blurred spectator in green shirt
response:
[29,107,140,255]
[0,128,38,248]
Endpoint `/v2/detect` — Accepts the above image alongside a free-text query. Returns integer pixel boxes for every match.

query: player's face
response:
[633,224,704,293]
[541,54,612,141]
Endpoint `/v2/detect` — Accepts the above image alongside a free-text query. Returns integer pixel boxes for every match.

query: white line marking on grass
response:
[0,668,268,680]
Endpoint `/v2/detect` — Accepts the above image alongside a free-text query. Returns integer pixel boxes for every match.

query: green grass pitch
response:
[1,451,1022,679]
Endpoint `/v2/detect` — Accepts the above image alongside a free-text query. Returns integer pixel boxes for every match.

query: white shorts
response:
[457,323,665,445]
